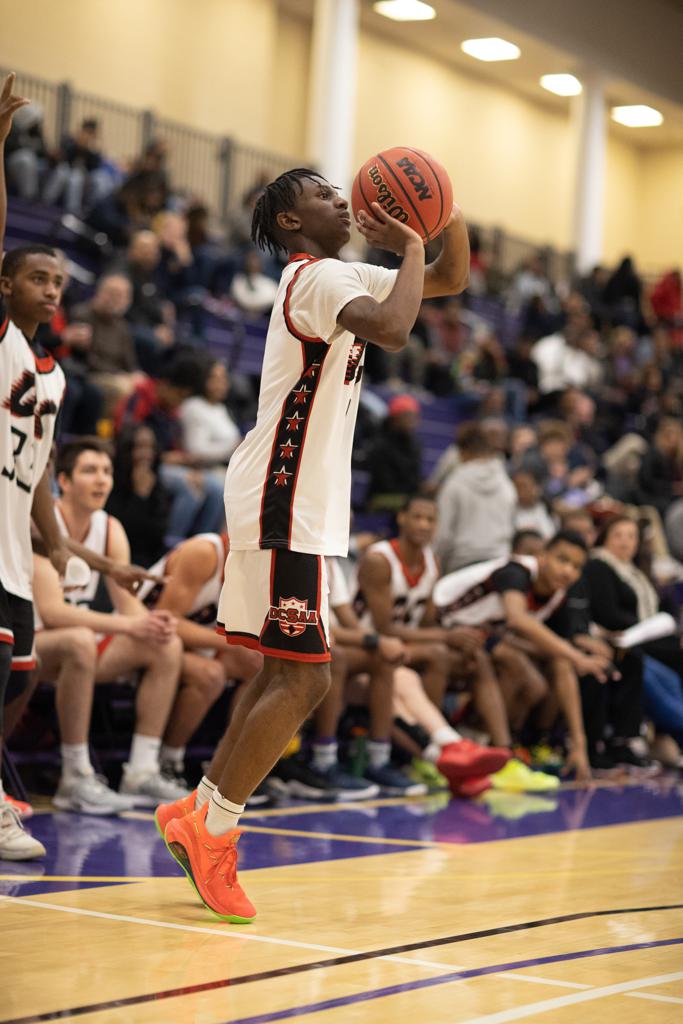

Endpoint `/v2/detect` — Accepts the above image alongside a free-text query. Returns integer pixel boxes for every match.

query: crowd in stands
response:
[3,125,683,827]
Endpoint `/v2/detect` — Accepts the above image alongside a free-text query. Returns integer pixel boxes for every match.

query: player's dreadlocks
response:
[251,168,325,256]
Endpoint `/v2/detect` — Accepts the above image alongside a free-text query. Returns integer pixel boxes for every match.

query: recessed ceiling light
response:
[373,0,436,21]
[540,74,582,97]
[461,37,521,62]
[611,104,663,127]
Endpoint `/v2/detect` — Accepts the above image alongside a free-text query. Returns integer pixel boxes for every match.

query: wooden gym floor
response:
[2,778,682,1023]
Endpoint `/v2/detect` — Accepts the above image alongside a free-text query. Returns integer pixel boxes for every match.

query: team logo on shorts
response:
[269,596,319,637]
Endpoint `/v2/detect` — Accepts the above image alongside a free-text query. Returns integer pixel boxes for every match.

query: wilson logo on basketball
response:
[269,597,319,637]
[396,157,433,201]
[366,166,409,222]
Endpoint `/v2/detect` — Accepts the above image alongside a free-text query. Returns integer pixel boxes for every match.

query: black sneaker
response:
[589,750,617,771]
[267,758,338,801]
[364,763,428,797]
[608,741,658,773]
[246,781,272,808]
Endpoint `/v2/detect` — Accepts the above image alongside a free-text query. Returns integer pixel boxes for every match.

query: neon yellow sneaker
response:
[529,744,563,773]
[490,759,560,793]
[482,791,558,820]
[409,758,449,791]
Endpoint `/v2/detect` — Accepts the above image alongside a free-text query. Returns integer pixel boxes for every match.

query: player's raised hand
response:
[356,201,423,256]
[0,73,30,143]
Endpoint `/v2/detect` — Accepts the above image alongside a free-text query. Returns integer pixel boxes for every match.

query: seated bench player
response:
[434,530,613,784]
[354,495,526,757]
[137,532,264,783]
[32,438,187,807]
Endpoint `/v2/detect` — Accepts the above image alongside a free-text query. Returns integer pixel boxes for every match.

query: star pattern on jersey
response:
[279,440,298,460]
[303,361,321,380]
[273,465,293,487]
[292,385,310,405]
[286,411,304,432]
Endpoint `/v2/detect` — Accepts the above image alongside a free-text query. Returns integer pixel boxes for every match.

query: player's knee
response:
[158,634,183,668]
[425,641,450,672]
[202,658,227,697]
[66,628,98,671]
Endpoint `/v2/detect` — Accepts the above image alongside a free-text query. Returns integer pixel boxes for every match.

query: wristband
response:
[361,632,380,652]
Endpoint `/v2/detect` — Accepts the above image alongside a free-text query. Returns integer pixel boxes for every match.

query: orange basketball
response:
[351,146,453,244]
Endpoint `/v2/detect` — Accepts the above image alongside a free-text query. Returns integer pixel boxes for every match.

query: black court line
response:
[3,902,682,1024]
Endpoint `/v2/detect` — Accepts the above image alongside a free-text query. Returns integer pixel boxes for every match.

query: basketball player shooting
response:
[160,167,470,922]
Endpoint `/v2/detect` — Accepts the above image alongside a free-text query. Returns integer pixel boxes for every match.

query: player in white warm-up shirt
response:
[159,165,472,923]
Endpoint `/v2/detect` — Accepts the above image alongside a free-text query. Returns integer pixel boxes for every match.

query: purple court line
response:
[2,904,681,1023]
[221,937,683,1024]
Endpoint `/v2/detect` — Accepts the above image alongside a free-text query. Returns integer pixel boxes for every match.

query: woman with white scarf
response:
[585,516,683,767]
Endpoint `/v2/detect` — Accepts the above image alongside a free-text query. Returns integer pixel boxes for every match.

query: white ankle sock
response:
[205,790,244,836]
[433,725,461,747]
[311,739,338,772]
[196,775,216,809]
[367,739,391,769]
[60,743,94,782]
[127,734,161,774]
[160,744,186,770]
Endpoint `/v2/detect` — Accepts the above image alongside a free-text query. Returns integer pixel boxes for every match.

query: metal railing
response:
[2,65,575,274]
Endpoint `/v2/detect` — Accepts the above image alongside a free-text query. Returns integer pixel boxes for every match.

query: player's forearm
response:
[553,658,587,750]
[424,207,469,297]
[507,613,577,663]
[32,472,67,558]
[372,239,425,352]
[176,618,224,651]
[0,139,7,253]
[40,603,133,636]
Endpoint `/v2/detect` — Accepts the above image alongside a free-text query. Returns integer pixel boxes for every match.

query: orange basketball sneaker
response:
[154,790,197,838]
[164,803,256,923]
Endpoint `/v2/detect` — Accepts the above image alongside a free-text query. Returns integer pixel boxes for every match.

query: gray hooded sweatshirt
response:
[435,457,517,574]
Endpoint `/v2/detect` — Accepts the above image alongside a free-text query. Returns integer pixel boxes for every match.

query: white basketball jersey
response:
[225,255,397,557]
[354,539,439,630]
[54,505,109,609]
[140,533,227,627]
[433,556,565,629]
[0,316,65,599]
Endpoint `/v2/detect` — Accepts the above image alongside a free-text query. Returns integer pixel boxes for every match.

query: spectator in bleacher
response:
[43,118,109,215]
[230,249,278,316]
[636,417,683,517]
[32,439,188,808]
[365,394,422,514]
[532,295,603,401]
[179,359,241,473]
[650,269,681,328]
[578,264,611,330]
[512,469,555,540]
[506,335,540,411]
[665,500,683,564]
[87,170,168,247]
[603,256,644,331]
[106,424,171,567]
[186,201,235,295]
[507,254,555,315]
[4,102,50,200]
[118,352,224,542]
[435,422,516,573]
[113,229,176,372]
[70,273,140,413]
[508,424,538,466]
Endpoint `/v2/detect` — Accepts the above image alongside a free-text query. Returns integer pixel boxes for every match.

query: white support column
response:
[306,0,359,192]
[571,71,607,274]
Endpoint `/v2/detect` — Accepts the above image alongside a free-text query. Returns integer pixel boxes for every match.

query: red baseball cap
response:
[388,394,420,417]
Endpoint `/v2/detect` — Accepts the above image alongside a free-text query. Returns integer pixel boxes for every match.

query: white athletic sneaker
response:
[119,764,191,808]
[0,804,46,861]
[53,771,136,816]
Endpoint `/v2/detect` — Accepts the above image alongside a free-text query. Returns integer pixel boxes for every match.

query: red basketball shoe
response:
[437,739,510,782]
[154,789,197,838]
[165,803,256,923]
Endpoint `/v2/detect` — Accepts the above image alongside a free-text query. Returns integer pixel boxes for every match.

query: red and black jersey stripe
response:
[259,339,329,547]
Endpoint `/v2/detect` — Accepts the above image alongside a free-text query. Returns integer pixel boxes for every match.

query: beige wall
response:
[639,147,683,273]
[3,0,681,268]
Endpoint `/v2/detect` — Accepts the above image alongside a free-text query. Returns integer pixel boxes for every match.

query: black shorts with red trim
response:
[0,578,36,672]
[217,549,330,663]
